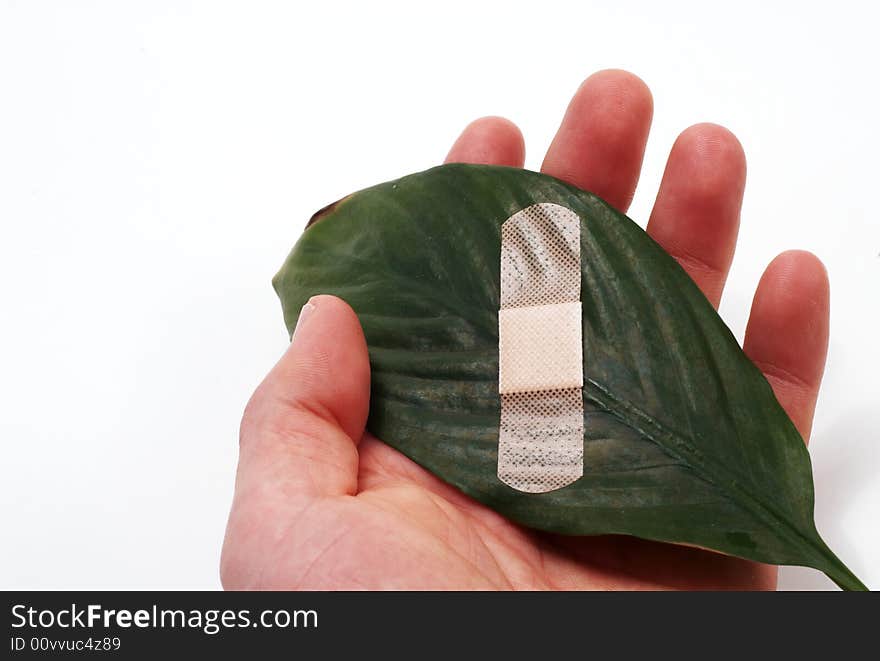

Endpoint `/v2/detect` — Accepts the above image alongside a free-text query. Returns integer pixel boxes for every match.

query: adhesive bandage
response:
[497,203,584,493]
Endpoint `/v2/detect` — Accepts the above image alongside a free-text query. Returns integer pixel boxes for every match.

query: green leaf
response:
[273,163,866,590]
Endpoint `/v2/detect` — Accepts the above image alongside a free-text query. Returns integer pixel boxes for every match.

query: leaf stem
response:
[818,545,869,591]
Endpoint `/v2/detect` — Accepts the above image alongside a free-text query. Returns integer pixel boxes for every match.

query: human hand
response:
[221,70,829,589]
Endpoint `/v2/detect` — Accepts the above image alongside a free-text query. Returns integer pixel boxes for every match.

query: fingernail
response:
[292,301,317,342]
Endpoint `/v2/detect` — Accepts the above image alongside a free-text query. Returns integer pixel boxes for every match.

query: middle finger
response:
[541,69,654,213]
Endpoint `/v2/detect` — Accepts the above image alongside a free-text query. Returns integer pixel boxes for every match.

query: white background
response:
[1,0,877,590]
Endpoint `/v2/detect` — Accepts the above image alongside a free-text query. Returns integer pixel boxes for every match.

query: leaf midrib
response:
[583,377,827,566]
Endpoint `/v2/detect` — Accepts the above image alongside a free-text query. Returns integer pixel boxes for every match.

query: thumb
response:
[221,295,369,589]
[235,294,371,503]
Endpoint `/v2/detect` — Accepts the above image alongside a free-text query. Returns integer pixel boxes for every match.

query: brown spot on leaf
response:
[306,194,351,229]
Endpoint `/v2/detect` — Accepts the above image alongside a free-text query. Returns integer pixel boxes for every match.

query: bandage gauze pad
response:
[272,163,866,590]
[498,203,584,493]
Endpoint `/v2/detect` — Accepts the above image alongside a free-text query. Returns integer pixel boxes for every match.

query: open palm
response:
[221,70,830,590]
